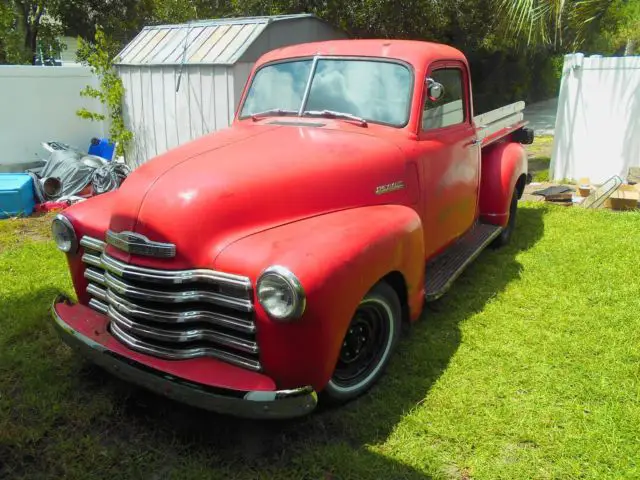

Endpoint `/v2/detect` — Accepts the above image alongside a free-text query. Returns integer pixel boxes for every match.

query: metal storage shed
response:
[115,14,347,166]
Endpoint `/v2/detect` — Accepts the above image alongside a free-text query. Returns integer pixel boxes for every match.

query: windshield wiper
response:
[251,109,298,121]
[303,110,368,127]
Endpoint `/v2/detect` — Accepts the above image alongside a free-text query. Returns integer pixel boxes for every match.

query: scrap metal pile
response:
[27,141,130,212]
[0,139,131,219]
[528,169,640,211]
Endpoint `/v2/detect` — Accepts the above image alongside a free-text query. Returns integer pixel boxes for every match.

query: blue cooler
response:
[0,174,35,219]
[88,138,116,161]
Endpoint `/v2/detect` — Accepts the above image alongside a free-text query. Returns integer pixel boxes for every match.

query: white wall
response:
[0,66,105,167]
[551,54,640,183]
[119,64,237,167]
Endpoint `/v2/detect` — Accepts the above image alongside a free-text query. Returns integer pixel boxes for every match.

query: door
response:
[416,63,480,259]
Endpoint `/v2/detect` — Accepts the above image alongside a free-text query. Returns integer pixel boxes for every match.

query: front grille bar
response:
[110,320,262,371]
[80,235,259,371]
[87,283,107,302]
[104,272,253,312]
[82,252,102,268]
[108,307,259,354]
[80,236,251,290]
[84,268,105,286]
[88,298,108,314]
[106,289,255,333]
[101,252,251,289]
[80,236,106,252]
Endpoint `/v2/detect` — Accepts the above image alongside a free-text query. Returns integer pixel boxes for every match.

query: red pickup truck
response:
[51,39,531,419]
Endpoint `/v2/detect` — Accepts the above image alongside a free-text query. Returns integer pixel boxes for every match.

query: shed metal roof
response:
[116,14,318,66]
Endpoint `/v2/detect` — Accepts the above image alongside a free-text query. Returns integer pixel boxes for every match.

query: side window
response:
[422,68,466,131]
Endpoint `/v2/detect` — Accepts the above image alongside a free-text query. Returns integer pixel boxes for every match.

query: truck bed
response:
[474,101,527,147]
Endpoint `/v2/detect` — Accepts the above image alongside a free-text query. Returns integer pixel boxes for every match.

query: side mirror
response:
[426,78,445,102]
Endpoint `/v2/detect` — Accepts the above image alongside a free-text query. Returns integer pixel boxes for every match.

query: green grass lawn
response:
[1,205,639,479]
[526,136,553,183]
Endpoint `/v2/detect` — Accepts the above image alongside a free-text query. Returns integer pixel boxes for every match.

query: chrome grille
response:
[80,236,260,371]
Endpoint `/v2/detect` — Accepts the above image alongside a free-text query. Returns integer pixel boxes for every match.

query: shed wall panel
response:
[200,68,216,131]
[175,69,192,148]
[162,67,180,151]
[121,65,234,166]
[213,67,232,130]
[150,68,167,155]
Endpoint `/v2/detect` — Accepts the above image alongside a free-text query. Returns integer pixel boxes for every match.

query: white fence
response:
[0,66,105,169]
[551,54,640,183]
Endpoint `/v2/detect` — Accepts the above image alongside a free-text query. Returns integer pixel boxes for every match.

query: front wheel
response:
[322,282,401,404]
[492,189,518,248]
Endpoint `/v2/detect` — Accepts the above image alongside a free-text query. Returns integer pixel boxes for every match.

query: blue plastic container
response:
[88,138,116,161]
[0,174,35,219]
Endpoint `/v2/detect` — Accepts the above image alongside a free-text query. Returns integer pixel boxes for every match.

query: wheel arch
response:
[380,270,409,325]
[479,141,528,227]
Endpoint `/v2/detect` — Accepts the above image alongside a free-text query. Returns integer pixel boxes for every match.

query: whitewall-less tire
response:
[322,281,402,403]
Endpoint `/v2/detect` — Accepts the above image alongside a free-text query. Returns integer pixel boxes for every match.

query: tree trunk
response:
[25,26,38,64]
[624,39,636,56]
[20,2,44,64]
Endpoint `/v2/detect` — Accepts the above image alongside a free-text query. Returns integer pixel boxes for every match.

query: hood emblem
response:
[375,181,405,195]
[106,230,176,258]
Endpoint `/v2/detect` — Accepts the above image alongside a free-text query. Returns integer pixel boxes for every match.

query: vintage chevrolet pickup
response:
[51,39,532,419]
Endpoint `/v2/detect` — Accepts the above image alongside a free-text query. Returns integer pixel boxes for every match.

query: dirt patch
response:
[0,214,54,254]
[0,214,53,243]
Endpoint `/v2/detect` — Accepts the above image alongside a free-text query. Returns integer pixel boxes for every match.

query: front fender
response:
[479,141,527,226]
[214,205,425,391]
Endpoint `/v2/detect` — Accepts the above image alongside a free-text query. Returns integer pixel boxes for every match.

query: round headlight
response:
[257,266,306,321]
[51,214,78,253]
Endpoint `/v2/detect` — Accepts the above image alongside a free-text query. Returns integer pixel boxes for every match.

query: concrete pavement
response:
[524,98,558,136]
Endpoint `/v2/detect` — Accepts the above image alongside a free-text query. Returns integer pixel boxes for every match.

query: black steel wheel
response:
[322,282,401,403]
[492,188,518,248]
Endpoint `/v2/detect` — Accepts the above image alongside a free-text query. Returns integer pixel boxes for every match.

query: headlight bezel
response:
[51,214,78,253]
[256,265,306,321]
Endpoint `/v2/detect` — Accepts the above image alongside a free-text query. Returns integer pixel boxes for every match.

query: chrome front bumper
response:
[52,296,317,419]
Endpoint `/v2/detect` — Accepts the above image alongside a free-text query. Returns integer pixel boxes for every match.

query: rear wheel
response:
[322,282,401,403]
[492,189,518,248]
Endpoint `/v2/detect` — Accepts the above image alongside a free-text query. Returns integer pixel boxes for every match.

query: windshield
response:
[240,58,413,127]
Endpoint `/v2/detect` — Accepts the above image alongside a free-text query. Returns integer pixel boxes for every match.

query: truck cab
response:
[51,39,530,418]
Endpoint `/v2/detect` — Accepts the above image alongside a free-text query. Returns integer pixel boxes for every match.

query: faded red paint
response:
[57,40,527,395]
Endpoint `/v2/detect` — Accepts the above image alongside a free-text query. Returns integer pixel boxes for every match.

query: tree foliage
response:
[0,0,65,64]
[494,0,638,53]
[2,0,633,66]
[76,28,133,158]
[149,0,233,23]
[589,0,640,54]
[0,2,30,63]
[1,0,635,125]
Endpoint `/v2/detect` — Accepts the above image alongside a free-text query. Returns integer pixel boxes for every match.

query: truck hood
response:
[106,123,414,269]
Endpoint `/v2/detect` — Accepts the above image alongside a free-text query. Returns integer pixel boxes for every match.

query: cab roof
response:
[256,39,467,69]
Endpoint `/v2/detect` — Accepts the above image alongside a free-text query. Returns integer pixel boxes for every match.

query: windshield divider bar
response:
[298,55,319,117]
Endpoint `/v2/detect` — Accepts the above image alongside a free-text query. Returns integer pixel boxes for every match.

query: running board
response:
[424,223,503,302]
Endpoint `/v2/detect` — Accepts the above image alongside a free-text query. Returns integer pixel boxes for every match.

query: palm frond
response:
[497,0,613,48]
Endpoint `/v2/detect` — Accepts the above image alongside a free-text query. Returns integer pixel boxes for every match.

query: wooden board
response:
[473,102,526,143]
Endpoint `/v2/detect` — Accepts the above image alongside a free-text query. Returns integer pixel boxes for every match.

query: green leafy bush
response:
[76,28,132,158]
